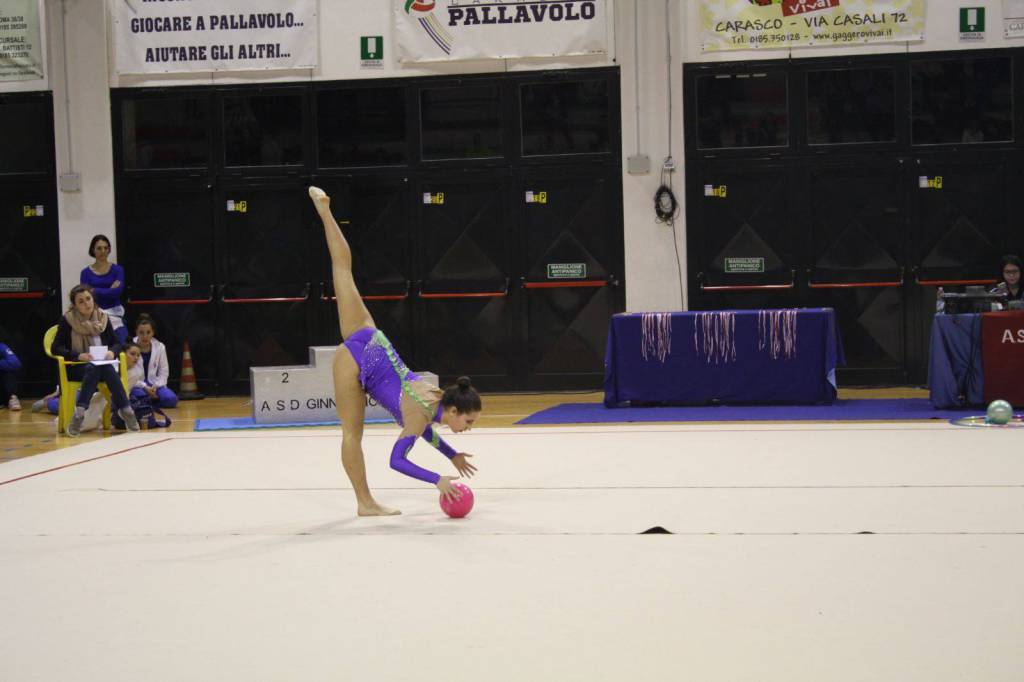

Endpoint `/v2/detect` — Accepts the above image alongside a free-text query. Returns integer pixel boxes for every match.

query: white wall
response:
[621,0,686,312]
[1,0,1020,310]
[50,0,116,300]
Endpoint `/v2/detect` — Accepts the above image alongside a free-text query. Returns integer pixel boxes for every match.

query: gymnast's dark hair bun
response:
[442,376,482,414]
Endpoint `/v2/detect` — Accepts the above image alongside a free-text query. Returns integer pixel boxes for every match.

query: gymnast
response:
[309,186,481,516]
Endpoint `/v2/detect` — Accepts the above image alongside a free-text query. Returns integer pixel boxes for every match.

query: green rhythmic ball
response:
[986,399,1014,425]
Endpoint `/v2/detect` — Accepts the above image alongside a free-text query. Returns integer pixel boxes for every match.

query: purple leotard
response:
[343,327,457,484]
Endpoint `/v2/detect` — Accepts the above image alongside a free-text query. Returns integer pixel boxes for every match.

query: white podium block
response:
[250,345,438,425]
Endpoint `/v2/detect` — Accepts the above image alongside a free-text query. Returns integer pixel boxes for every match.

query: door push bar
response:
[911,267,998,287]
[0,290,50,300]
[417,278,510,299]
[521,276,617,290]
[128,285,216,306]
[807,267,904,289]
[319,281,411,303]
[221,282,311,304]
[698,269,796,292]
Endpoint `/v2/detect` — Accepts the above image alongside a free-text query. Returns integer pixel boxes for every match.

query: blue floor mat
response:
[515,399,977,425]
[194,416,392,431]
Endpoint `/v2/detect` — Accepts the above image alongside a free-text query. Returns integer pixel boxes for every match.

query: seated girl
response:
[132,314,177,408]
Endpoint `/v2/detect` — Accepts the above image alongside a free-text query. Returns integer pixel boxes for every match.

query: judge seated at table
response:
[936,254,1023,313]
[990,254,1023,304]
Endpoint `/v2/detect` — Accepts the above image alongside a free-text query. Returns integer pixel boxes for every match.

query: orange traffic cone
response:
[178,341,205,400]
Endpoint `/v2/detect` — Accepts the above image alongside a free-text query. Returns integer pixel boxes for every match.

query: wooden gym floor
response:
[0,387,928,461]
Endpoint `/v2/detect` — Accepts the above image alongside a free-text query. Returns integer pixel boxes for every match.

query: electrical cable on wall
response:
[655,159,679,223]
[654,183,677,223]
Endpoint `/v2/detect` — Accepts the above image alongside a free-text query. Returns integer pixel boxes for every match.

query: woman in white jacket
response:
[133,314,178,408]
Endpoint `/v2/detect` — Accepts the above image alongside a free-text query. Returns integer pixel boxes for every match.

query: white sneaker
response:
[7,395,21,411]
[67,409,85,437]
[118,407,141,432]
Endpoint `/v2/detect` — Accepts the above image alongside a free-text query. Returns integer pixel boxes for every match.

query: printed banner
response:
[1004,0,1024,38]
[982,311,1024,406]
[700,0,926,52]
[0,0,43,81]
[113,0,317,74]
[394,0,607,63]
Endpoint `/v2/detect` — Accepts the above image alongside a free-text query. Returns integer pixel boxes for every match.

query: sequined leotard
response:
[343,327,457,484]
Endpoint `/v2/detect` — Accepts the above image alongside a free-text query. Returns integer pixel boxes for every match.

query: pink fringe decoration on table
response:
[641,312,673,362]
[758,309,798,360]
[693,311,736,364]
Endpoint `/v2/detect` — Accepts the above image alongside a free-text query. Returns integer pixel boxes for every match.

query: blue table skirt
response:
[928,314,984,409]
[603,309,844,407]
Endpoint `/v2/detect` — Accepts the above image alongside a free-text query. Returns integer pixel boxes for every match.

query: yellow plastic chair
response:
[42,325,129,435]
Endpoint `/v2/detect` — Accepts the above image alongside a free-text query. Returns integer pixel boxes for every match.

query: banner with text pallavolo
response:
[701,0,925,52]
[395,0,607,63]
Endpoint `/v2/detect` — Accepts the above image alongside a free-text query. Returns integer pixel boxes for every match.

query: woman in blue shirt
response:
[80,234,128,344]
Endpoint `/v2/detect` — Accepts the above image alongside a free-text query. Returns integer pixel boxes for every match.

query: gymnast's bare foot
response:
[308,185,330,213]
[357,502,401,517]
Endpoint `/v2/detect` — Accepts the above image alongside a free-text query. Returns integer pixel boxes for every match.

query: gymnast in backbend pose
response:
[309,186,481,516]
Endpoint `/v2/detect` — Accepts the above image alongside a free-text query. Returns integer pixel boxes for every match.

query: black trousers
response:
[66,364,129,410]
[0,369,16,403]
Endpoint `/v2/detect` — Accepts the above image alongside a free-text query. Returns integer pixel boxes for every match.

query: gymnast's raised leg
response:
[309,186,399,516]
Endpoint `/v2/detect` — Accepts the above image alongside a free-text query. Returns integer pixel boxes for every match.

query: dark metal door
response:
[804,159,907,383]
[688,160,799,310]
[415,172,514,388]
[218,179,312,392]
[518,164,623,389]
[117,177,219,394]
[312,175,415,363]
[0,181,60,391]
[908,152,1012,381]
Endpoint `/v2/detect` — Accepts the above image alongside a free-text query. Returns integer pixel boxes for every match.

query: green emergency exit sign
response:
[361,36,384,67]
[960,7,985,32]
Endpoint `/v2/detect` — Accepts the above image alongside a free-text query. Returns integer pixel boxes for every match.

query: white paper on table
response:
[88,360,119,366]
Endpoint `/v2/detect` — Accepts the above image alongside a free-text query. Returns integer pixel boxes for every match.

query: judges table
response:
[929,311,1024,408]
[604,308,843,407]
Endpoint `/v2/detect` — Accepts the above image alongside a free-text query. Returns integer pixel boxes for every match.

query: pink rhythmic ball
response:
[439,483,475,518]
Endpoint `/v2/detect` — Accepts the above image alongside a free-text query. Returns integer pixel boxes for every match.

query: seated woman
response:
[50,284,140,436]
[990,254,1023,302]
[132,314,177,408]
[0,341,22,410]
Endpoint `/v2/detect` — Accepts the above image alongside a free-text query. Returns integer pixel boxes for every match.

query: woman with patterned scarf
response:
[50,284,140,436]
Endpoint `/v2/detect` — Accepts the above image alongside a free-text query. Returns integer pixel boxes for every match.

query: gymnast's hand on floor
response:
[451,453,476,478]
[437,475,463,502]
